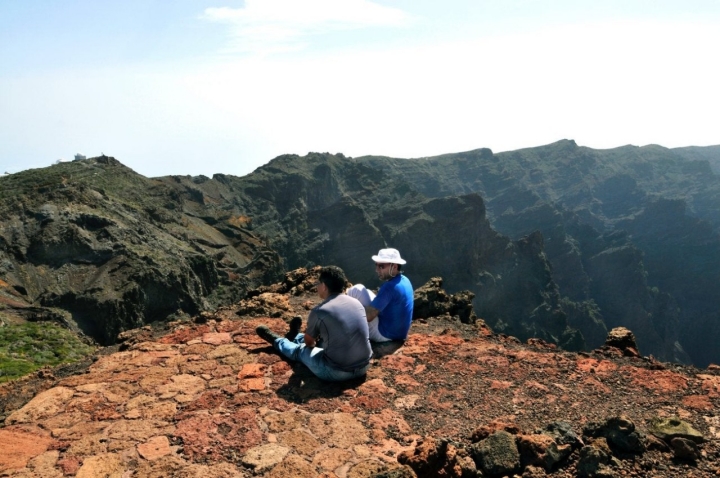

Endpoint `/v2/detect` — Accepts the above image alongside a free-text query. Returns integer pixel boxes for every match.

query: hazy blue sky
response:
[2,1,719,178]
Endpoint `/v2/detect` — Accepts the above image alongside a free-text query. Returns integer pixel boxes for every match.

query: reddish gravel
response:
[1,273,719,477]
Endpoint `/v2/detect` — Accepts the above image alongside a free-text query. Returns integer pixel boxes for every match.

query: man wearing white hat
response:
[347,248,414,342]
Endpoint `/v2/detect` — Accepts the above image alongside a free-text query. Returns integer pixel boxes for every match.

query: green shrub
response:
[0,322,96,383]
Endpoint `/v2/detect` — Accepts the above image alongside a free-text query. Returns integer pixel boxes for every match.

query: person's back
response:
[255,265,373,382]
[309,294,372,371]
[374,273,413,340]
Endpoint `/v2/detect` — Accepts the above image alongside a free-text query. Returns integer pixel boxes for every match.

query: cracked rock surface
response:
[1,271,720,477]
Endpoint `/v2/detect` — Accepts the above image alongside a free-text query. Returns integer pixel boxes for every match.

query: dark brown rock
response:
[471,430,520,476]
[670,437,701,461]
[604,327,639,354]
[398,437,476,478]
[576,443,613,478]
[412,277,476,324]
[583,416,645,454]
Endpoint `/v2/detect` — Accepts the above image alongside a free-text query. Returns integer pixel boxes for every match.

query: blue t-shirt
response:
[371,274,414,340]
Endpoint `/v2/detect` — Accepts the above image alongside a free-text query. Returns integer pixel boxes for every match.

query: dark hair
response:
[318,265,348,295]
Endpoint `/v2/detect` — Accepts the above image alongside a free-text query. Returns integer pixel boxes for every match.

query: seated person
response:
[346,248,414,342]
[256,265,372,381]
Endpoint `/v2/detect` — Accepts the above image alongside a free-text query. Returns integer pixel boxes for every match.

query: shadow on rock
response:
[274,367,368,404]
[372,340,405,359]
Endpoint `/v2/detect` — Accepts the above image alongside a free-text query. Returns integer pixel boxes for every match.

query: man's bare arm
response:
[365,305,379,322]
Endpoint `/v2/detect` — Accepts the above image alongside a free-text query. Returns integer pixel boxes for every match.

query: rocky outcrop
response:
[617,198,720,367]
[412,277,477,324]
[604,327,640,357]
[0,157,281,345]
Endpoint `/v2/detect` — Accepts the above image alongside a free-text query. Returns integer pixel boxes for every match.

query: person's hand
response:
[365,305,379,322]
[304,333,316,348]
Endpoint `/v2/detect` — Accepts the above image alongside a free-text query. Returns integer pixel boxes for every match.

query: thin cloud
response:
[202,0,411,54]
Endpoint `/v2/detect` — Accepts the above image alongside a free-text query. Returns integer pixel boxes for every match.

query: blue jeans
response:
[274,334,369,382]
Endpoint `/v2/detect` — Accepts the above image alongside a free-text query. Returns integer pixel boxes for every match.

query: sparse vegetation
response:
[0,322,96,383]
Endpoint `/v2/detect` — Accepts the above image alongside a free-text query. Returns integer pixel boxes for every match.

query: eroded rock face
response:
[0,157,282,344]
[412,277,476,324]
[4,143,720,366]
[363,143,720,366]
[5,155,572,351]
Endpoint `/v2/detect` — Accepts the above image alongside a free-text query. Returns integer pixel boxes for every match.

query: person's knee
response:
[346,284,366,297]
[347,284,374,305]
[278,340,304,361]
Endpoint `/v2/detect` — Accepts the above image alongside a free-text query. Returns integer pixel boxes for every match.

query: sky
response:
[2,0,719,178]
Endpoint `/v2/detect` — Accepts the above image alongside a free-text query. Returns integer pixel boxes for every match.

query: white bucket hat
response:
[371,248,406,265]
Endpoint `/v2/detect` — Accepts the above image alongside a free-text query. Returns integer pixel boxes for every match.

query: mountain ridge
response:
[2,141,720,367]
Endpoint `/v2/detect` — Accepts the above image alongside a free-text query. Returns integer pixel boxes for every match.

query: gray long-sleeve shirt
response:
[307,294,372,371]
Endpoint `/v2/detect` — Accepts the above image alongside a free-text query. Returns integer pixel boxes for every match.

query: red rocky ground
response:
[1,269,719,477]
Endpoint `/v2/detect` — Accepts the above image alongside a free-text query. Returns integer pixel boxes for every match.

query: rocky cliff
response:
[161,153,585,351]
[0,153,583,353]
[1,269,718,477]
[165,142,720,365]
[358,141,720,365]
[0,157,280,345]
[3,140,720,367]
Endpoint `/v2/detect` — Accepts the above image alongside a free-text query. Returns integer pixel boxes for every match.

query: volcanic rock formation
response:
[3,140,720,367]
